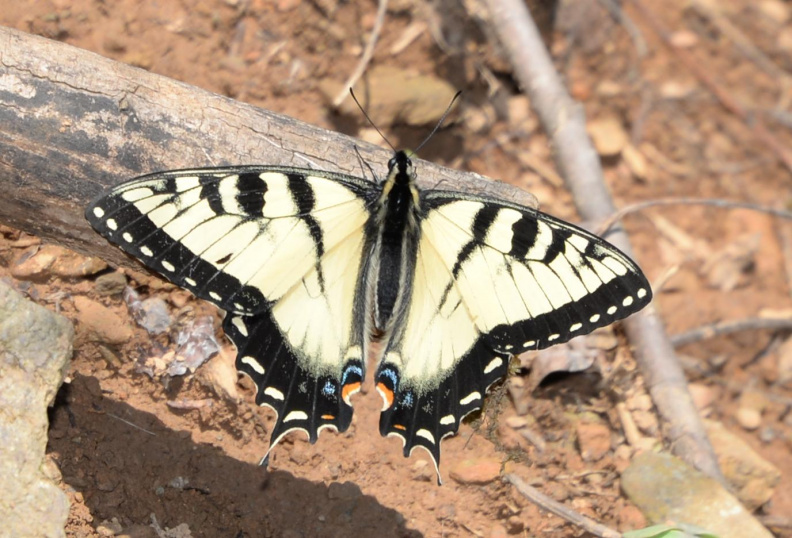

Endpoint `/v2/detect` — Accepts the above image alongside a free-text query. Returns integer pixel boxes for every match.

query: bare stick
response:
[332,0,389,108]
[629,0,792,174]
[482,0,726,484]
[596,0,648,58]
[671,317,792,347]
[104,412,156,436]
[506,474,622,538]
[598,197,792,236]
[776,223,792,299]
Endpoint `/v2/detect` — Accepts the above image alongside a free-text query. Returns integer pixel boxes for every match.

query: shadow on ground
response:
[48,375,420,538]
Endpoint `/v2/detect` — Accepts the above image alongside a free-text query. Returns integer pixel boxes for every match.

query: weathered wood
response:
[0,27,528,269]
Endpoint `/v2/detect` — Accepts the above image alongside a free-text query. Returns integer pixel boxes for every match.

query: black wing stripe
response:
[235,172,267,218]
[199,175,225,215]
[451,204,499,278]
[541,225,569,264]
[509,212,538,259]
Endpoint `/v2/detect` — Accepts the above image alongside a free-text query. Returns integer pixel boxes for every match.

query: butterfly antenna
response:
[413,90,462,155]
[349,88,396,153]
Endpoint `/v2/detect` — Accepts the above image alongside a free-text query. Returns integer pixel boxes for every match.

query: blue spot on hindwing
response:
[341,364,363,384]
[379,366,399,389]
[322,380,336,397]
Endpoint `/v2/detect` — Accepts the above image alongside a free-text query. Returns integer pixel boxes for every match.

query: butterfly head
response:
[387,150,415,185]
[377,150,421,223]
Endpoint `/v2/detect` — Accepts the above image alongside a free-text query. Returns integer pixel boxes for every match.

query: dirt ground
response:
[2,0,792,536]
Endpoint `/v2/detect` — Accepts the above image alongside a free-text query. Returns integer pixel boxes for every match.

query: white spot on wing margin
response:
[231,317,249,337]
[264,387,285,401]
[284,411,308,422]
[483,357,503,374]
[241,356,263,374]
[416,429,436,444]
[459,392,481,406]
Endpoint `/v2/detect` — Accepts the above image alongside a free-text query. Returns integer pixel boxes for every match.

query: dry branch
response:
[600,197,792,236]
[0,26,519,269]
[506,475,622,538]
[671,317,792,347]
[332,0,389,107]
[482,0,726,485]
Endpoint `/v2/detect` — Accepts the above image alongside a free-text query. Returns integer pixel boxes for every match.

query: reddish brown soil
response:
[2,1,792,537]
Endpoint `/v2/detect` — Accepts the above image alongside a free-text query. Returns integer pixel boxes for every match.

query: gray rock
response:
[621,451,772,538]
[95,271,128,296]
[704,419,780,510]
[0,280,73,538]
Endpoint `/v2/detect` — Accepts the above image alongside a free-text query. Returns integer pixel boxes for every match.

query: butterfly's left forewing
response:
[377,191,652,472]
[86,167,375,458]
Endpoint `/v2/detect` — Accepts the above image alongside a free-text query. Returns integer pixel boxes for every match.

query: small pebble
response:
[95,271,127,296]
[736,407,762,430]
[449,458,501,485]
[670,30,698,48]
[587,116,628,157]
[577,422,611,461]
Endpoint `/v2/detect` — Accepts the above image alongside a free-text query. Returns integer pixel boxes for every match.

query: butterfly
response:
[86,149,651,482]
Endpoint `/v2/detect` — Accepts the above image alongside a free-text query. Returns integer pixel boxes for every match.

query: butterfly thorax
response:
[366,151,422,340]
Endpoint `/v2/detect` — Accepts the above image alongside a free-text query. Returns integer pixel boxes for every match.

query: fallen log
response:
[0,26,519,268]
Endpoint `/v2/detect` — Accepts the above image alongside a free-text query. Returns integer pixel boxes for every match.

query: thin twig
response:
[776,222,792,299]
[629,0,792,174]
[650,264,680,295]
[596,0,648,57]
[483,0,726,485]
[616,402,644,447]
[105,412,157,436]
[506,474,622,538]
[389,21,426,56]
[494,133,565,187]
[671,317,792,347]
[598,197,792,236]
[332,0,389,107]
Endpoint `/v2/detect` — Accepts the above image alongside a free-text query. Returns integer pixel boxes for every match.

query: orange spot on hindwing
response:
[376,382,395,410]
[341,382,361,404]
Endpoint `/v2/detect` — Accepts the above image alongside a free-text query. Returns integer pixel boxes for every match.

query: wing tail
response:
[376,340,510,483]
[225,313,360,465]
